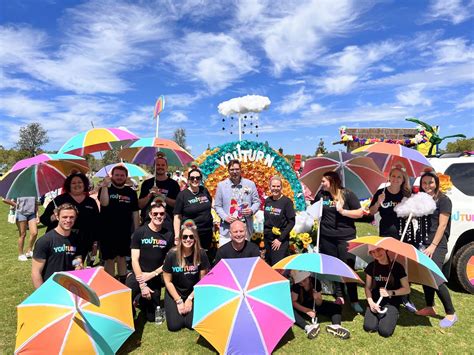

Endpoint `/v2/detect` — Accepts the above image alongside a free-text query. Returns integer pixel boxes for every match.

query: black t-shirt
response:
[130,224,173,272]
[99,185,139,238]
[214,241,260,265]
[163,249,210,298]
[139,177,180,222]
[418,194,452,247]
[40,193,100,246]
[315,189,361,239]
[291,277,322,308]
[365,260,406,307]
[263,196,296,242]
[370,188,405,238]
[33,229,81,282]
[174,187,213,233]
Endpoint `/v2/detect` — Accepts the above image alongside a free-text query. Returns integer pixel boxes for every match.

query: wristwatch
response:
[391,290,396,297]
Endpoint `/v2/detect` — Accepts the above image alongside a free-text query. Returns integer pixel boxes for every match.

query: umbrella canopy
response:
[94,162,151,178]
[352,142,432,177]
[300,151,386,199]
[273,252,363,284]
[348,236,447,289]
[119,137,194,167]
[0,154,89,199]
[15,267,134,354]
[193,257,294,354]
[58,127,139,156]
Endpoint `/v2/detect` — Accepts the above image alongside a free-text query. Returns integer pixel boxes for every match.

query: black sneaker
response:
[305,323,321,339]
[326,325,351,340]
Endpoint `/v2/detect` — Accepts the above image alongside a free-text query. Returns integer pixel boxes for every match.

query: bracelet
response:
[139,282,147,289]
[431,242,438,247]
[176,299,184,305]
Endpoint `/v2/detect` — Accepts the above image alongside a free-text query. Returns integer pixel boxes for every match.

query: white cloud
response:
[456,92,474,109]
[164,32,257,92]
[0,94,56,118]
[167,111,189,123]
[396,85,432,106]
[425,0,474,24]
[322,75,358,95]
[277,87,313,114]
[166,93,202,108]
[433,38,474,64]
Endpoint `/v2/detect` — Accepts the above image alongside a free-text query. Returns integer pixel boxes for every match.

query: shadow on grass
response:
[117,312,147,354]
[195,335,218,353]
[275,328,296,352]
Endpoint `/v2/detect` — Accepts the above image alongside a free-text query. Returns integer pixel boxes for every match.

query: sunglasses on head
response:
[189,176,201,181]
[182,234,194,240]
[151,212,165,217]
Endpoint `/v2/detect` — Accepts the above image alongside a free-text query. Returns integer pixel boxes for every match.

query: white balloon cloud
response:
[394,192,437,217]
[218,95,271,116]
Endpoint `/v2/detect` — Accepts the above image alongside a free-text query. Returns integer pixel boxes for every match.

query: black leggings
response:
[125,273,162,322]
[420,245,455,314]
[264,239,289,266]
[294,301,342,329]
[319,236,358,302]
[363,305,399,337]
[164,291,193,331]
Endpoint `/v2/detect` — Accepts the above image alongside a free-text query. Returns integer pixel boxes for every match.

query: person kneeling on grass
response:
[363,245,410,337]
[291,271,351,340]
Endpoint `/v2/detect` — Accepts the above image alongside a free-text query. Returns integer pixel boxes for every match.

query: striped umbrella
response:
[94,162,151,178]
[352,142,432,177]
[300,151,386,199]
[119,137,194,167]
[58,127,139,156]
[0,154,89,199]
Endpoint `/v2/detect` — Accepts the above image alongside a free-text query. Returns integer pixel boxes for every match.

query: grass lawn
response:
[1,203,472,353]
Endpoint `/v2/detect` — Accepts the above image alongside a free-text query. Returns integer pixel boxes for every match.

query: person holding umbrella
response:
[263,176,296,266]
[415,171,458,328]
[363,245,410,337]
[314,171,364,313]
[291,271,351,340]
[162,220,210,331]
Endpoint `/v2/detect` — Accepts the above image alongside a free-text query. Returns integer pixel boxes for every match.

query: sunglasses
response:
[189,176,201,181]
[182,234,194,240]
[151,212,165,217]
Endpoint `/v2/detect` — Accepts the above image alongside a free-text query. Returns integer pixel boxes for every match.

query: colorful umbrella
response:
[58,127,139,156]
[300,151,386,199]
[0,154,89,199]
[15,267,134,354]
[193,257,294,354]
[352,142,432,177]
[348,236,447,289]
[273,252,363,284]
[94,162,151,178]
[119,137,194,167]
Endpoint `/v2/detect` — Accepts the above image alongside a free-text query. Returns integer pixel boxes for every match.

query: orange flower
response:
[437,173,453,193]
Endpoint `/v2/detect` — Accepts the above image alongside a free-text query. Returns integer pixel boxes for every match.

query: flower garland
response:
[339,125,428,147]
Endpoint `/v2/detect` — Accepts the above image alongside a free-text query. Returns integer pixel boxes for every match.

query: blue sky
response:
[1,0,473,156]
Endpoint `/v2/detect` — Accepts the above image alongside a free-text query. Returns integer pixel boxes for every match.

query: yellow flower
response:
[272,227,281,235]
[437,173,453,193]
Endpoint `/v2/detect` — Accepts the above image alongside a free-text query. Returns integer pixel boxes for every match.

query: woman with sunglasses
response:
[163,219,210,331]
[126,202,173,322]
[414,172,457,328]
[174,168,214,260]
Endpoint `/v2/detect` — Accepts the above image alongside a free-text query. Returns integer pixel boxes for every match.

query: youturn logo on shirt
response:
[172,265,198,274]
[141,237,168,248]
[264,205,282,216]
[187,196,209,205]
[109,194,131,203]
[53,244,76,254]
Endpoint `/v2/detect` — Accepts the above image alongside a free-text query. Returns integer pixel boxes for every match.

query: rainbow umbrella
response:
[352,142,432,177]
[273,253,363,284]
[300,151,386,199]
[94,162,151,178]
[348,236,447,288]
[0,154,89,199]
[15,267,134,354]
[58,127,139,156]
[193,257,294,354]
[119,137,194,167]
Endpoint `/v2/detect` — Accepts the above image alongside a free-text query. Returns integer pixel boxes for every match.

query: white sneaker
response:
[18,255,28,261]
[25,251,33,258]
[305,323,321,339]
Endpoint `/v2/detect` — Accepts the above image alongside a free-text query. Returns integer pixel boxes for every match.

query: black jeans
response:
[363,305,399,337]
[319,236,358,302]
[264,239,289,266]
[420,245,455,314]
[126,273,162,322]
[164,291,193,331]
[294,300,343,329]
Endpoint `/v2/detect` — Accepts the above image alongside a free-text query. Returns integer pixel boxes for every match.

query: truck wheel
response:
[453,242,474,294]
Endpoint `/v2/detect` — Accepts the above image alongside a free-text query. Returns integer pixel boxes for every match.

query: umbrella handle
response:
[375,296,388,314]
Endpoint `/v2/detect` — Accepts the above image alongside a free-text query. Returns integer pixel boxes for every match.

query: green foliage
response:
[316,138,328,156]
[445,137,474,153]
[173,128,187,150]
[0,148,30,171]
[16,123,49,157]
[101,148,121,166]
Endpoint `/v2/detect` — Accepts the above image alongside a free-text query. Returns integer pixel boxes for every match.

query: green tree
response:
[445,138,474,153]
[16,123,49,157]
[315,138,328,156]
[101,148,120,166]
[173,128,187,150]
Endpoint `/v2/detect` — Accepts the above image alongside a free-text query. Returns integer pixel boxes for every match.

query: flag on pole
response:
[153,95,165,119]
[306,198,323,220]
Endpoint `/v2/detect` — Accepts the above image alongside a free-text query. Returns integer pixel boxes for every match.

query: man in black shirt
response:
[138,153,179,231]
[214,220,260,264]
[99,166,139,281]
[32,203,83,288]
[126,202,173,322]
